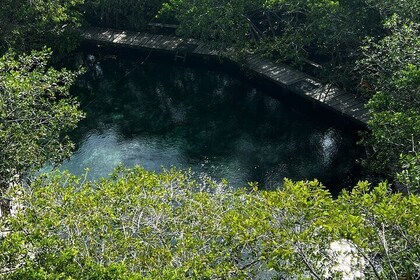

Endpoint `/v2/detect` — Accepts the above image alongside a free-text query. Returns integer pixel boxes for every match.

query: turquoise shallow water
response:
[60,52,364,191]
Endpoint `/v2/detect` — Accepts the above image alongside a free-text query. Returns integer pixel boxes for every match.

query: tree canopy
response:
[0,49,84,189]
[0,0,84,54]
[2,167,419,279]
[357,16,420,192]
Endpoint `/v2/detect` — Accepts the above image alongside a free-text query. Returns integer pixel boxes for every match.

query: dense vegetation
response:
[2,167,419,279]
[0,0,419,278]
[0,50,84,189]
[0,0,84,54]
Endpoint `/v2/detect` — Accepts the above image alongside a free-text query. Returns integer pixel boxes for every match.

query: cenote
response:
[60,50,365,193]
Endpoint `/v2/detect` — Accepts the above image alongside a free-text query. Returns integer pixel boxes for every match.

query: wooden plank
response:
[123,33,136,45]
[252,57,271,67]
[118,32,138,45]
[349,109,369,122]
[83,27,99,36]
[148,35,162,49]
[347,109,368,122]
[141,34,155,48]
[92,28,108,41]
[279,70,302,80]
[271,67,289,80]
[199,42,220,55]
[354,109,369,120]
[203,47,215,55]
[277,72,305,85]
[328,95,363,115]
[283,73,306,85]
[288,79,322,98]
[114,32,128,44]
[251,55,266,63]
[216,43,225,53]
[274,66,289,79]
[158,36,173,49]
[346,100,366,112]
[152,35,164,46]
[328,103,347,114]
[134,34,153,47]
[130,33,146,46]
[152,35,164,48]
[197,45,212,55]
[352,107,369,119]
[246,55,260,64]
[207,48,219,56]
[360,114,371,123]
[311,86,341,103]
[144,34,159,48]
[348,98,367,109]
[347,105,369,120]
[323,90,350,105]
[253,61,273,72]
[192,43,204,53]
[171,38,185,50]
[161,36,176,50]
[327,94,359,108]
[111,32,126,44]
[160,38,173,50]
[265,67,284,78]
[274,70,304,85]
[79,28,89,36]
[92,32,105,41]
[81,32,92,40]
[148,22,179,29]
[193,42,207,53]
[251,58,266,67]
[161,36,178,50]
[155,35,167,49]
[124,32,140,46]
[269,67,288,77]
[319,91,345,104]
[87,29,102,41]
[260,61,277,70]
[260,65,279,75]
[186,38,199,45]
[327,97,355,110]
[173,38,184,48]
[101,30,113,42]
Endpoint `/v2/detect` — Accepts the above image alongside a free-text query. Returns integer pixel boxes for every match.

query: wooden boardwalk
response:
[80,27,370,126]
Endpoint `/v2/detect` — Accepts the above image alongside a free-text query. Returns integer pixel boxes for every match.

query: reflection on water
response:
[61,54,363,192]
[63,128,186,173]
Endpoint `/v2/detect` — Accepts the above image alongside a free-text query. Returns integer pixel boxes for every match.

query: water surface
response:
[62,53,363,191]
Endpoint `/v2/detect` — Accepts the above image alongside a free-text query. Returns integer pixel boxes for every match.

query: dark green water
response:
[62,52,364,191]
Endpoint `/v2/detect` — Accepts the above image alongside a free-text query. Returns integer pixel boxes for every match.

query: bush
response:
[1,167,419,279]
[0,49,84,189]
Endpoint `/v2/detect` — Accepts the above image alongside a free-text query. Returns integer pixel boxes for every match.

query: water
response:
[61,52,364,191]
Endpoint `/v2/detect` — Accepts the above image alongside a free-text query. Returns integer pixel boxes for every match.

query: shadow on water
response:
[60,47,366,195]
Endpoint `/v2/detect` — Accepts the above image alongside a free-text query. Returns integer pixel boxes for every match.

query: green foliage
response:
[363,0,420,22]
[0,0,84,53]
[397,152,420,194]
[264,0,381,58]
[82,0,166,31]
[357,17,420,189]
[0,49,84,189]
[160,0,263,48]
[1,167,419,279]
